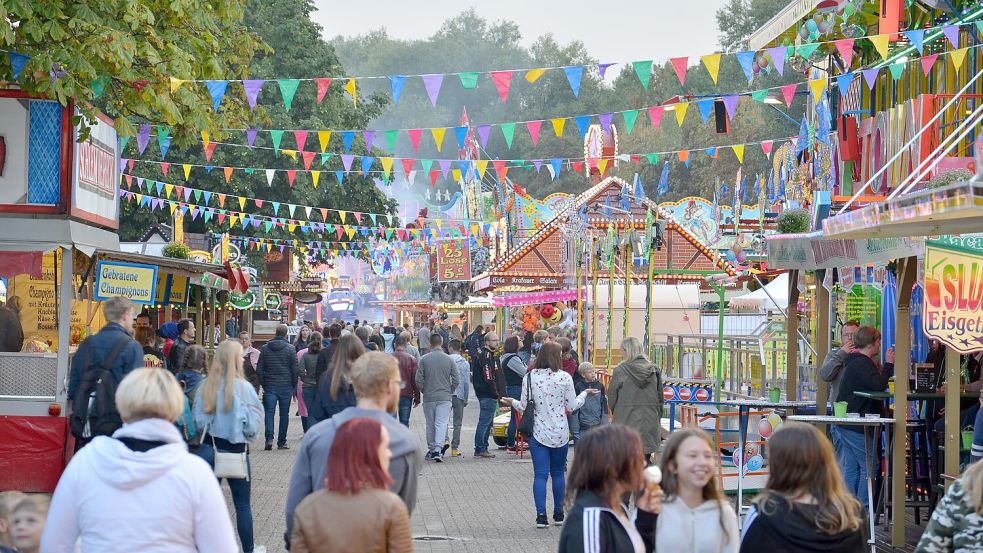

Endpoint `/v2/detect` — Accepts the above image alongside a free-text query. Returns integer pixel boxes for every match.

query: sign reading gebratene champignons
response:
[94,261,158,305]
[923,234,983,354]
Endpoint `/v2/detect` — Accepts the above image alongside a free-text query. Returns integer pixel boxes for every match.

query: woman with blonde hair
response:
[193,339,264,553]
[917,457,983,551]
[740,422,865,552]
[609,337,663,459]
[42,368,237,552]
[311,334,365,423]
[656,428,738,553]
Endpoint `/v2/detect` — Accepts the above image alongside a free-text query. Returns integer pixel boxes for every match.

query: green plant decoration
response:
[162,242,191,259]
[776,208,810,234]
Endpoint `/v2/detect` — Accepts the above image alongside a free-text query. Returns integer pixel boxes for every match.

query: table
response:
[789,415,894,553]
[853,391,978,401]
[720,399,815,527]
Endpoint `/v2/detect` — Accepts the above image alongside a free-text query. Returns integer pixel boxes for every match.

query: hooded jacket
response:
[40,419,237,553]
[656,496,739,553]
[558,490,657,553]
[608,355,663,453]
[284,406,423,544]
[740,496,866,553]
[257,336,299,390]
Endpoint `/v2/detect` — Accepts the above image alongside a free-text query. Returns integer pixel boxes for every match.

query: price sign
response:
[436,239,472,282]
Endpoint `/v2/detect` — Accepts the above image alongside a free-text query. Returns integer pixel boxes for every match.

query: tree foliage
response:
[715,0,788,50]
[0,0,265,142]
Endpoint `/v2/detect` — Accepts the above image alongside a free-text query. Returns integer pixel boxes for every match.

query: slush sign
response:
[923,235,983,354]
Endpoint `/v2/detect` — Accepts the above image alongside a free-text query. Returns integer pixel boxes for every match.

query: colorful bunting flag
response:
[431,127,446,152]
[501,123,516,149]
[732,144,745,163]
[205,80,228,112]
[869,34,890,60]
[808,78,826,105]
[422,74,443,106]
[904,30,925,55]
[674,103,689,126]
[526,120,543,145]
[950,47,968,74]
[921,54,939,76]
[563,66,584,97]
[277,79,300,111]
[315,78,331,104]
[942,25,960,48]
[834,39,855,68]
[648,106,665,129]
[459,72,479,89]
[551,118,566,137]
[701,53,722,84]
[669,57,688,86]
[633,60,653,89]
[622,110,639,134]
[781,83,797,107]
[344,78,357,107]
[525,68,546,83]
[491,71,513,103]
[735,51,755,82]
[389,75,407,104]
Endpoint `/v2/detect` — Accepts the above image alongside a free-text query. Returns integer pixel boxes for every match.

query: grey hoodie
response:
[415,349,461,403]
[608,355,663,453]
[284,406,423,541]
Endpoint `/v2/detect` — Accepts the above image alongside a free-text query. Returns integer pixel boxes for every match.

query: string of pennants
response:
[225,234,422,258]
[118,171,486,225]
[120,133,796,189]
[118,188,496,240]
[152,20,982,111]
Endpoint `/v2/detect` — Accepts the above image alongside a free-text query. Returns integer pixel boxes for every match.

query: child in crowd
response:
[0,491,26,553]
[574,363,608,441]
[10,495,48,553]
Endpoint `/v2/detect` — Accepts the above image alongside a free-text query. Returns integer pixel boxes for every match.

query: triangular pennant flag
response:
[380,157,394,178]
[492,160,508,182]
[277,79,300,111]
[796,42,820,59]
[238,196,246,211]
[453,126,468,149]
[161,163,170,177]
[420,159,434,175]
[526,120,543,146]
[701,53,722,84]
[622,110,639,134]
[633,60,653,89]
[869,34,890,60]
[550,118,566,137]
[335,171,344,185]
[723,95,739,120]
[834,39,856,68]
[362,130,376,151]
[697,99,714,122]
[920,54,939,76]
[315,78,331,104]
[360,156,375,176]
[401,158,415,175]
[862,68,879,91]
[781,83,797,107]
[407,129,423,152]
[598,159,609,175]
[837,73,856,98]
[317,130,332,152]
[168,77,184,93]
[205,80,229,111]
[430,127,446,152]
[136,124,151,154]
[669,57,688,85]
[342,131,355,152]
[384,129,399,151]
[293,130,308,151]
[574,116,591,138]
[246,128,258,148]
[888,62,905,80]
[677,151,689,165]
[704,147,717,158]
[473,125,488,148]
[422,74,443,106]
[491,71,513,103]
[751,89,769,103]
[732,144,745,163]
[648,106,664,129]
[341,154,355,173]
[942,25,960,48]
[438,159,452,179]
[563,66,584,97]
[389,75,407,104]
[950,48,968,74]
[599,112,614,132]
[598,63,616,79]
[302,151,315,171]
[501,123,516,149]
[203,143,217,162]
[265,169,275,186]
[342,78,357,107]
[525,68,546,83]
[808,78,826,105]
[674,102,689,127]
[548,159,562,180]
[311,170,321,189]
[242,80,264,110]
[768,46,787,76]
[157,126,171,159]
[735,51,755,82]
[476,160,489,179]
[182,164,192,181]
[459,72,479,89]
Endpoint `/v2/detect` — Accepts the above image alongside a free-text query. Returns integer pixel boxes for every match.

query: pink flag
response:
[491,71,513,103]
[407,129,423,152]
[648,106,665,129]
[920,54,938,76]
[760,140,774,157]
[834,39,855,69]
[669,57,688,86]
[203,143,217,162]
[781,84,797,107]
[526,120,543,146]
[315,78,331,104]
[293,130,308,151]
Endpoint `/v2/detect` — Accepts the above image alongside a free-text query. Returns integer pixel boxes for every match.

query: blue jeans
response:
[506,385,522,447]
[475,398,497,453]
[529,436,569,515]
[831,425,875,508]
[301,386,317,432]
[195,442,254,552]
[262,386,292,446]
[398,396,413,427]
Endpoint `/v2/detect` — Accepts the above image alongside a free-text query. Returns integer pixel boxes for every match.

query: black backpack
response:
[70,336,131,441]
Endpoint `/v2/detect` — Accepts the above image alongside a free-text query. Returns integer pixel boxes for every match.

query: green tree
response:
[0,0,264,141]
[715,0,788,50]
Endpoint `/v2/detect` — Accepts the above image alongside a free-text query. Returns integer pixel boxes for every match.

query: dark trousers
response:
[301,386,317,432]
[506,384,522,448]
[262,386,292,446]
[195,438,254,552]
[398,396,413,427]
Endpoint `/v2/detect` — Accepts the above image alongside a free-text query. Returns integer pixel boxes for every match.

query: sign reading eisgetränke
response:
[923,235,983,354]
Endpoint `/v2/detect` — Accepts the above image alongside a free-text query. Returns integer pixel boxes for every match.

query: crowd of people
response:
[6,295,983,552]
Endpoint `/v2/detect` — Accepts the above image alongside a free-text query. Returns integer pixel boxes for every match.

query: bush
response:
[162,242,190,259]
[776,208,810,234]
[926,169,971,189]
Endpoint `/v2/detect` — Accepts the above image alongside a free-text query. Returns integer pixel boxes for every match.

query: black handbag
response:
[517,373,536,438]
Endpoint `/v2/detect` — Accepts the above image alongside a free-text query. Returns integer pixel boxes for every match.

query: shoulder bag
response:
[204,423,249,481]
[517,372,536,439]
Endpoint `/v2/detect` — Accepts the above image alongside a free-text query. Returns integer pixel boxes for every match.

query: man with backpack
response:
[67,296,145,449]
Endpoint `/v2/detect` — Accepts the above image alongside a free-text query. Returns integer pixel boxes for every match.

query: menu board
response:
[7,253,58,350]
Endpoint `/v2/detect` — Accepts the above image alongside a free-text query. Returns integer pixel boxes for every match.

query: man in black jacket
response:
[167,318,195,373]
[258,324,299,450]
[831,325,892,509]
[471,332,502,458]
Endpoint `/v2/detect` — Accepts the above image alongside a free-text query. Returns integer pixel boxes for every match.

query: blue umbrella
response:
[881,271,897,362]
[911,283,930,364]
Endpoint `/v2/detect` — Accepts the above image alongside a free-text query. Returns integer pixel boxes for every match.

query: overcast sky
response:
[311,0,732,69]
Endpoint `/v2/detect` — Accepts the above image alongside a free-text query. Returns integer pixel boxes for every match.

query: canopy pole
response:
[892,256,916,547]
[815,270,831,416]
[786,269,800,400]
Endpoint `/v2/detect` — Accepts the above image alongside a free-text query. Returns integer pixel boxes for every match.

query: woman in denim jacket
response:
[193,340,264,553]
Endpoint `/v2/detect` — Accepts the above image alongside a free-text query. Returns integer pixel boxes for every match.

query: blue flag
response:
[389,75,407,104]
[563,66,584,97]
[657,162,670,196]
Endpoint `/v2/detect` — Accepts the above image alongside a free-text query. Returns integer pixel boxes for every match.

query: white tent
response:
[729,273,789,313]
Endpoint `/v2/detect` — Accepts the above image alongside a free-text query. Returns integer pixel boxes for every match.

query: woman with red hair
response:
[289,418,413,553]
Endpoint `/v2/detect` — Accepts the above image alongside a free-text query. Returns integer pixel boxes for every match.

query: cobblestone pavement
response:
[238,391,561,553]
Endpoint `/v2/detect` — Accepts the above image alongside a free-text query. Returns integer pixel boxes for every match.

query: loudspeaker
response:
[714,100,729,134]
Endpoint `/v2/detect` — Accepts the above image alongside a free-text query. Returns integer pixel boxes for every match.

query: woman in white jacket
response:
[42,368,237,553]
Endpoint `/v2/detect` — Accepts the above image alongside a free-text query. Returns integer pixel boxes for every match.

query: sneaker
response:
[434,453,443,463]
[441,442,450,455]
[474,451,496,459]
[425,451,435,460]
[536,514,548,528]
[264,443,273,451]
[278,444,290,450]
[450,449,462,457]
[553,512,565,526]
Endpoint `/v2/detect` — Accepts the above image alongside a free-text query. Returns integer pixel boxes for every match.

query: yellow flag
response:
[674,102,689,127]
[732,144,745,163]
[434,218,443,230]
[344,78,357,107]
[238,197,246,211]
[339,211,347,223]
[200,131,210,149]
[182,164,192,181]
[525,68,546,83]
[317,131,332,152]
[598,159,609,175]
[808,78,827,105]
[281,149,298,160]
[380,157,394,178]
[950,47,968,73]
[346,226,356,240]
[431,127,446,152]
[551,118,566,137]
[869,34,890,60]
[169,78,185,93]
[701,54,722,84]
[164,184,174,198]
[311,171,321,188]
[476,159,489,178]
[168,202,176,215]
[287,223,297,233]
[230,215,239,228]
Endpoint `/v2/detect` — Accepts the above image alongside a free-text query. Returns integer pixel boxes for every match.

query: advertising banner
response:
[436,239,472,282]
[94,261,158,305]
[766,233,924,270]
[71,109,119,229]
[923,236,983,354]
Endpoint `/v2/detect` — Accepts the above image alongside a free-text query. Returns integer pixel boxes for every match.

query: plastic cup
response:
[888,380,895,395]
[833,401,848,418]
[963,431,974,450]
[769,388,781,403]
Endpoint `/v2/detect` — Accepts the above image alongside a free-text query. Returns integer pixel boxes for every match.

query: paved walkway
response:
[240,391,562,553]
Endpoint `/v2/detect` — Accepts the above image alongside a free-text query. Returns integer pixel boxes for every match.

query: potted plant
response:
[161,241,190,259]
[776,208,810,234]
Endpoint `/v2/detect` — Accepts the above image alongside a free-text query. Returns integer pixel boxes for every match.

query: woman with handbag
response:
[193,339,265,553]
[500,341,595,528]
